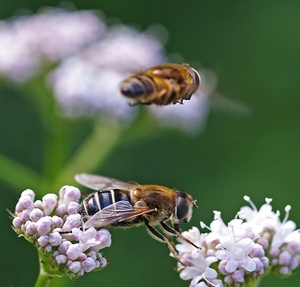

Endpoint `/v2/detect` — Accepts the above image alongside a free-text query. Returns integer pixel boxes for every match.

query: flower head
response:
[11,186,111,279]
[175,195,300,286]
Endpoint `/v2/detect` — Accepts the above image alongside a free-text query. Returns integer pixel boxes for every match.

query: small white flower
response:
[176,227,202,254]
[72,227,102,252]
[215,237,256,272]
[179,250,218,287]
[66,243,82,260]
[62,214,82,231]
[91,229,112,251]
[271,205,298,249]
[240,196,278,234]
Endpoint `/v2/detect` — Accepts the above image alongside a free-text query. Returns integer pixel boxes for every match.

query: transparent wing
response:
[83,201,154,228]
[75,173,135,191]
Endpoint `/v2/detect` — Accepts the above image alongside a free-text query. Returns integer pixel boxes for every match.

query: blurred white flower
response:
[148,90,209,133]
[0,8,104,82]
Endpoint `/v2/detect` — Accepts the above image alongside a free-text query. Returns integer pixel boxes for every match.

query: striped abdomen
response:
[119,63,201,106]
[78,189,131,217]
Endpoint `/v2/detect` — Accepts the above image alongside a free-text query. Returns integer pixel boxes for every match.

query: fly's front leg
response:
[161,221,200,250]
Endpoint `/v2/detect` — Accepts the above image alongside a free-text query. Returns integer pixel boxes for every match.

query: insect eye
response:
[174,193,191,223]
[191,68,201,88]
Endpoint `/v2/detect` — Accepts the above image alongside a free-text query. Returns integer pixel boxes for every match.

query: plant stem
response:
[34,273,52,287]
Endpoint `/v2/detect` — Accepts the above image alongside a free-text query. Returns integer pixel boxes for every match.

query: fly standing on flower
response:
[119,63,201,106]
[75,173,199,259]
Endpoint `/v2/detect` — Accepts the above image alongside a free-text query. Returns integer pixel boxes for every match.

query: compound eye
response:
[175,196,190,223]
[191,68,201,88]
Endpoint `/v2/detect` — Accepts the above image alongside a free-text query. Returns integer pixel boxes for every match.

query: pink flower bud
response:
[21,189,35,201]
[25,221,37,235]
[67,201,80,215]
[68,261,81,273]
[82,257,96,272]
[59,186,81,205]
[44,244,52,253]
[56,203,67,217]
[62,214,82,231]
[36,216,52,235]
[67,243,82,260]
[58,241,71,254]
[49,232,62,246]
[37,235,49,247]
[20,209,31,222]
[30,208,44,222]
[12,217,23,229]
[16,196,33,212]
[55,254,67,265]
[42,194,58,215]
[33,200,43,209]
[52,215,64,228]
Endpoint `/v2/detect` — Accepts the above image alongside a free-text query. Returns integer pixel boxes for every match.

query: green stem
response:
[34,251,66,287]
[34,273,52,287]
[246,278,262,287]
[53,122,122,189]
[43,117,70,180]
[254,278,261,287]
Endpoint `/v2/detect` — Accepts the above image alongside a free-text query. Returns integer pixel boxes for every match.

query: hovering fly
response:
[119,63,201,106]
[75,173,199,259]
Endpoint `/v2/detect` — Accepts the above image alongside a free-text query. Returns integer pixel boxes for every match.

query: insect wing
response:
[75,173,135,191]
[83,201,153,228]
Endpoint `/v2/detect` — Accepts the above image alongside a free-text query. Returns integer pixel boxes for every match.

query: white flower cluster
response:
[0,7,212,133]
[12,186,111,279]
[176,196,300,287]
[0,8,104,82]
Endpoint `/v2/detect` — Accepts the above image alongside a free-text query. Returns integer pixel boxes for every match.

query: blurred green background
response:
[1,1,300,286]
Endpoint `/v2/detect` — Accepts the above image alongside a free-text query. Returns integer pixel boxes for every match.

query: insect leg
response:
[160,221,200,250]
[144,220,183,263]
